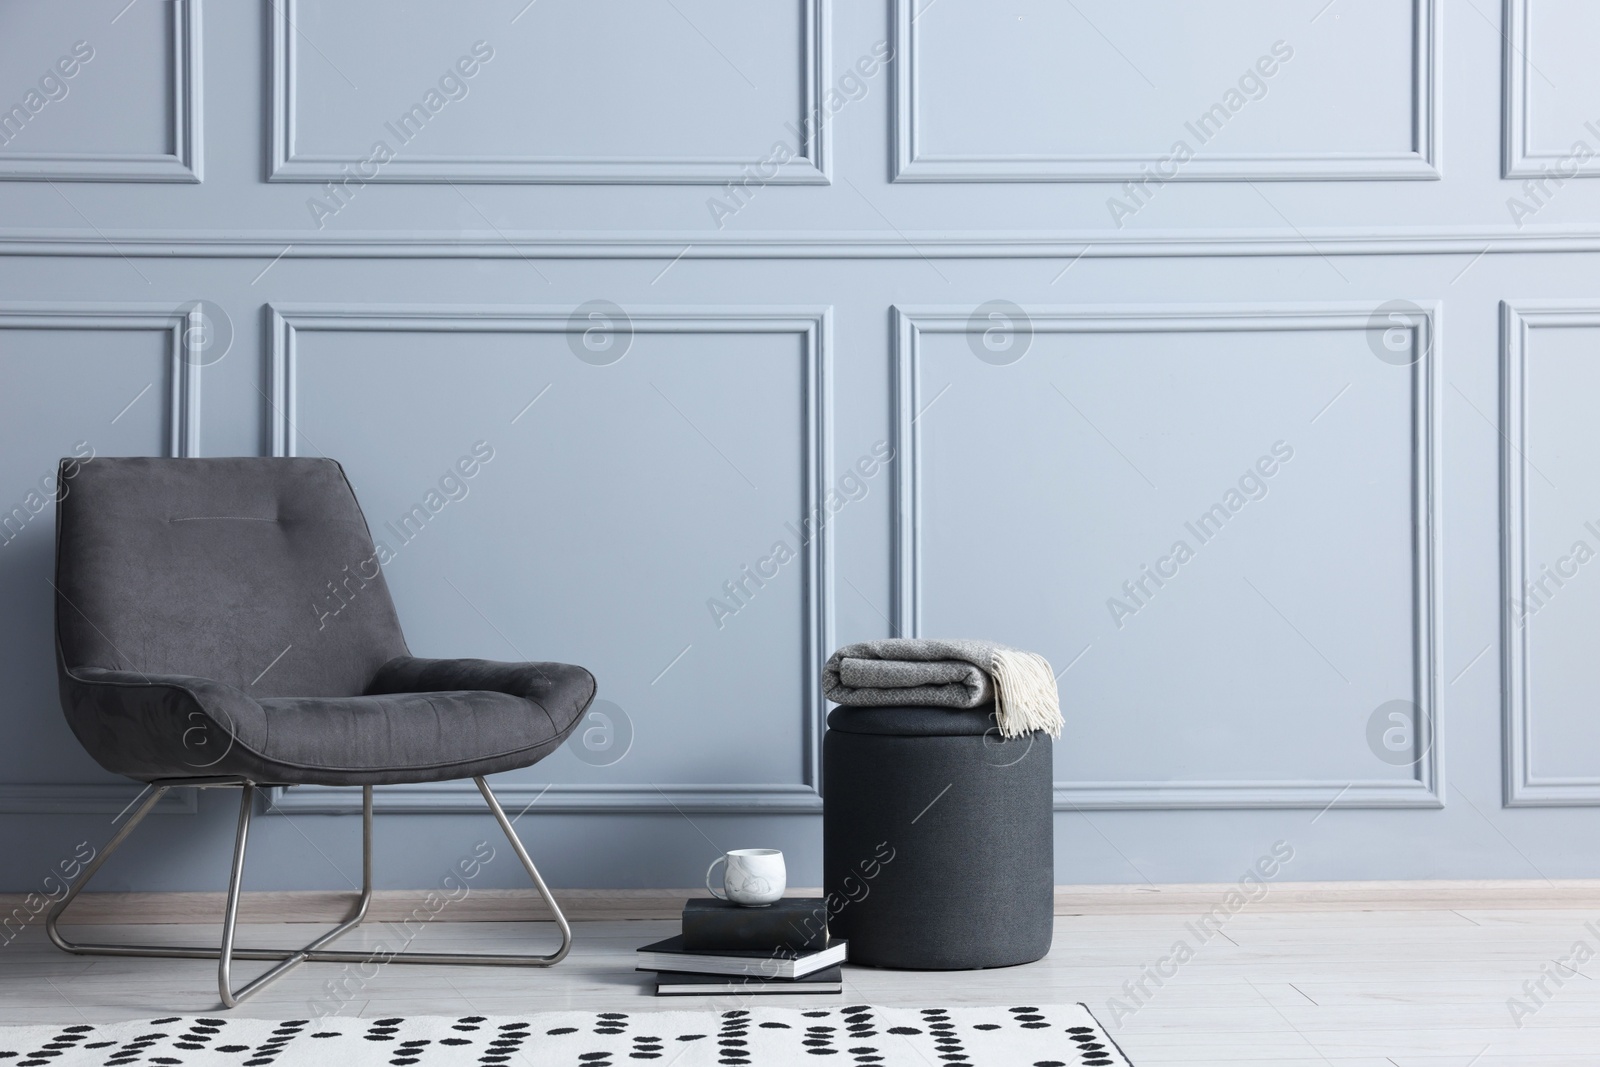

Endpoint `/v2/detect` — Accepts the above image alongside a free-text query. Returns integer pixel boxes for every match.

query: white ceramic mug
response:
[706,848,786,907]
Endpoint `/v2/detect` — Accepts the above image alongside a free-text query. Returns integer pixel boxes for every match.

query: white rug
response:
[0,1004,1131,1066]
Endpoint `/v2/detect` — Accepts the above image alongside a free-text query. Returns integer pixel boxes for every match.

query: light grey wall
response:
[1,0,1599,892]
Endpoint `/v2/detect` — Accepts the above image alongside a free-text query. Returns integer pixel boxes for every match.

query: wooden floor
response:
[2,905,1598,1065]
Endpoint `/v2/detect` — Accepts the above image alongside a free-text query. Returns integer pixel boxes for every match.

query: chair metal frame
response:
[47,776,572,1008]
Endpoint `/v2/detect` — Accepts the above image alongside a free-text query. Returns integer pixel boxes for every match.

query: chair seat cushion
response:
[59,659,596,787]
[257,688,567,785]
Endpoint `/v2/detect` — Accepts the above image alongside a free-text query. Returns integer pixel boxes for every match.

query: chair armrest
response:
[61,667,268,778]
[367,655,593,707]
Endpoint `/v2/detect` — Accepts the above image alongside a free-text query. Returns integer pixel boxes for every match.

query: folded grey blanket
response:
[823,638,1062,738]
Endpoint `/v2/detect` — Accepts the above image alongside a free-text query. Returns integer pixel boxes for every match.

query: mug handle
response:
[705,855,728,900]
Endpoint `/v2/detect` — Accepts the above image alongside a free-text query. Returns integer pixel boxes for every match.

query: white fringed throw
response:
[823,638,1063,739]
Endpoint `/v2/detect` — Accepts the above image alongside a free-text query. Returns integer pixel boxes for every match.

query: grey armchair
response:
[47,456,596,1006]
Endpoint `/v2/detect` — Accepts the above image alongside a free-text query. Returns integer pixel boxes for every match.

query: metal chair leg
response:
[47,776,573,1008]
[216,784,375,1006]
[216,782,256,1005]
[469,775,573,965]
[46,783,173,955]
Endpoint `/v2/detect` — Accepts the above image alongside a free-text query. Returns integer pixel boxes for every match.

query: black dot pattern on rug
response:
[801,1015,837,1056]
[364,1021,398,1044]
[1010,1006,1051,1030]
[842,1008,876,1037]
[1067,1026,1114,1067]
[388,1037,430,1066]
[839,1004,881,1065]
[0,1005,1127,1066]
[715,1010,750,1067]
[101,1028,168,1067]
[243,1019,307,1066]
[172,1017,223,1052]
[478,1021,531,1065]
[628,1032,664,1060]
[921,1008,969,1063]
[14,1024,94,1067]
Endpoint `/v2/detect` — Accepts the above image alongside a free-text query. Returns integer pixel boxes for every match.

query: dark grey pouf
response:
[822,705,1053,969]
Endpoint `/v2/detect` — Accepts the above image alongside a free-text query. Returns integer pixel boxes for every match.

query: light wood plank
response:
[4,894,1600,1062]
[8,880,1600,925]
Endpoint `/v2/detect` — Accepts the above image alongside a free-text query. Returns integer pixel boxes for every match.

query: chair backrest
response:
[55,457,409,698]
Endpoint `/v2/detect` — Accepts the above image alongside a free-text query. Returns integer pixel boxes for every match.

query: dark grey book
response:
[654,966,843,996]
[635,935,848,979]
[681,897,829,953]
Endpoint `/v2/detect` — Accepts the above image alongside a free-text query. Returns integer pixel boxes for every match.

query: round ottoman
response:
[822,705,1053,969]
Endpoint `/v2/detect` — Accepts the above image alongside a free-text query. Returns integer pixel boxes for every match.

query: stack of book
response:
[636,897,848,996]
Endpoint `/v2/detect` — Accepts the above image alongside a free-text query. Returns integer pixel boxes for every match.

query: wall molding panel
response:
[267,0,830,184]
[19,226,1600,260]
[1502,0,1599,179]
[0,304,201,815]
[893,303,1442,811]
[267,783,824,816]
[263,304,832,816]
[0,784,196,816]
[1501,301,1600,806]
[892,0,1440,182]
[0,304,201,459]
[0,0,203,183]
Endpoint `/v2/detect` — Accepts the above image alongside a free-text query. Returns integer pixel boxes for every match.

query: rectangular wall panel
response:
[895,0,1438,181]
[1502,303,1600,804]
[0,0,200,181]
[1503,0,1600,178]
[264,305,831,813]
[0,306,198,814]
[270,0,828,184]
[895,305,1440,809]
